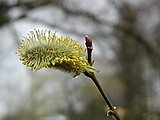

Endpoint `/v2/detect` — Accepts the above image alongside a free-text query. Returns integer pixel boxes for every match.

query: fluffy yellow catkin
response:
[17,29,97,77]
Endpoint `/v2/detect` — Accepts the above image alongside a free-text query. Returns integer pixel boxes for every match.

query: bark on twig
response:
[84,35,120,120]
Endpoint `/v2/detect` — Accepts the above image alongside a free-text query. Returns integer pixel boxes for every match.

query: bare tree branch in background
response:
[114,2,160,119]
[114,2,144,119]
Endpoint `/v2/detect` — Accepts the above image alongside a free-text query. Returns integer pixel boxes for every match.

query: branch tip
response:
[85,35,93,49]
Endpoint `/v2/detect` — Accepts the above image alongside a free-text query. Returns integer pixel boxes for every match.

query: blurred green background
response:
[0,0,160,120]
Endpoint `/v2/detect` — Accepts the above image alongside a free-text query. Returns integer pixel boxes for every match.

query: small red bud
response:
[85,35,93,49]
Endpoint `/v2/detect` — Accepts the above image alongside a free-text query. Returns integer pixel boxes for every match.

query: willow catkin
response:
[17,29,97,77]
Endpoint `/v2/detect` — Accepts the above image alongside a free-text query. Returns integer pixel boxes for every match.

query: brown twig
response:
[84,35,120,120]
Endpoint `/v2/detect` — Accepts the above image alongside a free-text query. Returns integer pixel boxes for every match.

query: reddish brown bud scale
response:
[85,35,93,49]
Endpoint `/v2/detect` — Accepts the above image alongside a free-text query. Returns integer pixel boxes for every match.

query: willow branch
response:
[84,35,120,120]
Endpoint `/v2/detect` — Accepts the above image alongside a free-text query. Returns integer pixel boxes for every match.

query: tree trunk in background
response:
[115,3,147,120]
[118,38,147,120]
